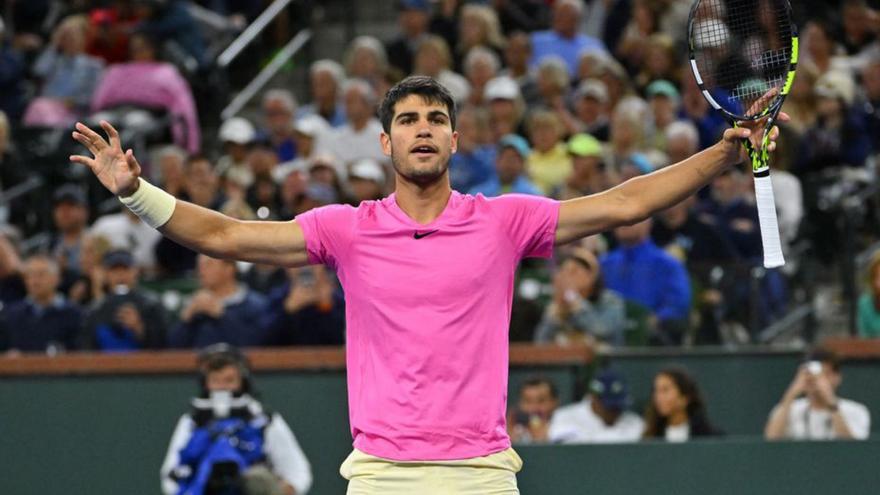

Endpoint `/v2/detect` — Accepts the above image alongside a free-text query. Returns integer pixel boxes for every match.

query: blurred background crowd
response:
[0,0,879,356]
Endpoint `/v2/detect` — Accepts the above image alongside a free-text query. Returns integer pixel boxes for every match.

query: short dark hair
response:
[379,76,457,133]
[806,347,841,372]
[519,375,559,400]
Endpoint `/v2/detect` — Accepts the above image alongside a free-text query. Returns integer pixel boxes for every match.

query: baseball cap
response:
[484,76,521,101]
[219,117,256,145]
[53,184,87,206]
[498,134,531,158]
[589,368,630,411]
[349,159,386,184]
[646,80,680,101]
[567,133,603,158]
[293,114,330,138]
[103,249,135,268]
[575,78,609,104]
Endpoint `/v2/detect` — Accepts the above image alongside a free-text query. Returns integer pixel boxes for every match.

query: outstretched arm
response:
[556,103,788,244]
[71,121,310,267]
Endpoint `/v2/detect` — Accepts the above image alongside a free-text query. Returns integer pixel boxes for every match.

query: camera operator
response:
[160,344,312,494]
[765,348,870,440]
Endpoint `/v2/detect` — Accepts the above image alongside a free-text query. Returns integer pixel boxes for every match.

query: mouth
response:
[410,143,439,158]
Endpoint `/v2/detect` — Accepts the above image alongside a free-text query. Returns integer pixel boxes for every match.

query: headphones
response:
[196,343,253,396]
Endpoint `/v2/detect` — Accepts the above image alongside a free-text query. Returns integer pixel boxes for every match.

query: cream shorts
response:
[340,447,523,495]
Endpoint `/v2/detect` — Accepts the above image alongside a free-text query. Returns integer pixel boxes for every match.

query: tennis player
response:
[71,76,784,494]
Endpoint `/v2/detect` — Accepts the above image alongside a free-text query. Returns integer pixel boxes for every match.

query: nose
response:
[416,121,433,138]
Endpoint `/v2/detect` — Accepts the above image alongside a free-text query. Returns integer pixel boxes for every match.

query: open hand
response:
[70,121,142,197]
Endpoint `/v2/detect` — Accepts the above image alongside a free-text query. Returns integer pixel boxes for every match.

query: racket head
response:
[687,0,798,122]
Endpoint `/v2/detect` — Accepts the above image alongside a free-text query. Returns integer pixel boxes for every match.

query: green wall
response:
[1,352,877,494]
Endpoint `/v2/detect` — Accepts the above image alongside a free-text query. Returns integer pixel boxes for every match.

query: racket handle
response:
[753,175,785,268]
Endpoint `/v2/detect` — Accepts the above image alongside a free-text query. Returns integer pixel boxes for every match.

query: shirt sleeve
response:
[160,415,194,495]
[294,204,357,270]
[486,194,560,260]
[844,402,871,440]
[265,413,313,494]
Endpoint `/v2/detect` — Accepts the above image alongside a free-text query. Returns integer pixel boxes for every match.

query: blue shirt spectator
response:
[168,255,270,348]
[469,134,542,197]
[450,145,497,193]
[0,255,81,352]
[601,219,691,326]
[261,267,346,346]
[529,0,605,76]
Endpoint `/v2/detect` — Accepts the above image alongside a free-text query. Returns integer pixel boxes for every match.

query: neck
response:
[210,282,239,299]
[32,293,55,306]
[394,178,452,225]
[667,411,688,426]
[61,230,82,243]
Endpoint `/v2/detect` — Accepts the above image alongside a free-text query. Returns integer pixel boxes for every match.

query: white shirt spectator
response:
[315,117,386,167]
[664,423,690,443]
[769,397,870,440]
[548,398,644,444]
[89,211,162,270]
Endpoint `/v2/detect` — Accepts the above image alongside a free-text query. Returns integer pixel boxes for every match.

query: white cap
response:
[484,76,521,101]
[349,159,385,184]
[693,19,731,49]
[575,78,609,103]
[293,114,330,138]
[815,70,856,106]
[219,117,256,144]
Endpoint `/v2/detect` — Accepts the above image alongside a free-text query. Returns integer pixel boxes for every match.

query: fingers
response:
[125,149,142,176]
[746,88,779,117]
[73,122,108,154]
[723,127,751,142]
[100,120,122,150]
[69,154,96,169]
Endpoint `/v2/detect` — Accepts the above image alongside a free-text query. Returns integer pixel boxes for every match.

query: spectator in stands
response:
[413,35,470,104]
[601,218,691,345]
[385,0,432,75]
[216,117,257,189]
[133,0,207,69]
[0,227,26,306]
[84,5,138,65]
[463,46,501,107]
[91,202,163,274]
[82,249,168,351]
[453,4,505,73]
[67,232,111,306]
[448,106,496,193]
[554,133,607,200]
[50,184,90,284]
[571,78,611,141]
[664,121,700,166]
[549,368,644,444]
[530,0,605,76]
[614,0,662,75]
[645,80,682,155]
[261,265,345,346]
[698,168,762,261]
[344,35,394,97]
[0,19,27,120]
[858,252,880,338]
[316,79,385,166]
[259,89,298,163]
[469,134,541,197]
[526,109,571,195]
[348,159,387,203]
[508,376,559,444]
[841,0,879,57]
[643,367,721,441]
[500,31,534,88]
[306,155,349,205]
[781,61,820,137]
[273,115,330,183]
[0,254,81,353]
[484,76,527,141]
[634,34,679,92]
[801,21,849,75]
[168,255,270,348]
[679,62,727,150]
[300,60,347,128]
[25,15,104,127]
[534,248,625,346]
[528,56,571,113]
[91,31,201,153]
[765,348,871,440]
[153,145,188,198]
[160,344,312,495]
[608,96,665,172]
[0,111,28,228]
[860,56,880,154]
[796,70,870,174]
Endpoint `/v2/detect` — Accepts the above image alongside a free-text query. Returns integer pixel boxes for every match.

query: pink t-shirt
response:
[295,191,560,460]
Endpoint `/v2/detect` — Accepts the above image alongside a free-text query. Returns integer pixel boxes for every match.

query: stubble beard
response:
[390,146,450,188]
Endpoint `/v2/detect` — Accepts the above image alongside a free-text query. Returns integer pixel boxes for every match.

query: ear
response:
[380,131,392,157]
[450,130,459,154]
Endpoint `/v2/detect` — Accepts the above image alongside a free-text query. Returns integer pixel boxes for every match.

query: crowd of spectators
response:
[1,0,880,354]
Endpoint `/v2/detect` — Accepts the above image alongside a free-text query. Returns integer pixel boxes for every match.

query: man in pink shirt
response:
[71,76,785,493]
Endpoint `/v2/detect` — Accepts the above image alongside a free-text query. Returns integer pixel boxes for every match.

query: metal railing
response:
[220,29,312,120]
[216,0,297,68]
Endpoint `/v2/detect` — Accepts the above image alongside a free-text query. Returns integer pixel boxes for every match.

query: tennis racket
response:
[687,0,798,268]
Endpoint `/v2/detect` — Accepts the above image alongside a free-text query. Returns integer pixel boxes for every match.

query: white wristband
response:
[118,178,176,229]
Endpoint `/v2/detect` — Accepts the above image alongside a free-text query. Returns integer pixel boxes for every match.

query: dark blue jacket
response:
[0,296,82,352]
[261,282,345,346]
[169,289,270,348]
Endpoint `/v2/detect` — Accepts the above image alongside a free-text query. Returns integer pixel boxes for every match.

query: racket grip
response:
[753,175,785,268]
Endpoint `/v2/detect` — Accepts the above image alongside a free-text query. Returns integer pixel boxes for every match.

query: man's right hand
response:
[71,121,142,197]
[783,367,809,403]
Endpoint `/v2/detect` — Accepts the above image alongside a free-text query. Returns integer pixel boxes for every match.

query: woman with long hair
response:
[643,367,721,441]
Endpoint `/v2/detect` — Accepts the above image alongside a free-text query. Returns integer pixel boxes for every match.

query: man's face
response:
[504,34,531,71]
[344,87,372,125]
[263,98,293,135]
[197,255,235,290]
[311,71,338,105]
[805,362,842,395]
[53,202,87,233]
[650,95,676,127]
[518,383,558,420]
[552,2,580,38]
[206,365,244,393]
[106,265,138,289]
[575,96,604,124]
[496,147,524,183]
[381,95,457,187]
[23,258,59,301]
